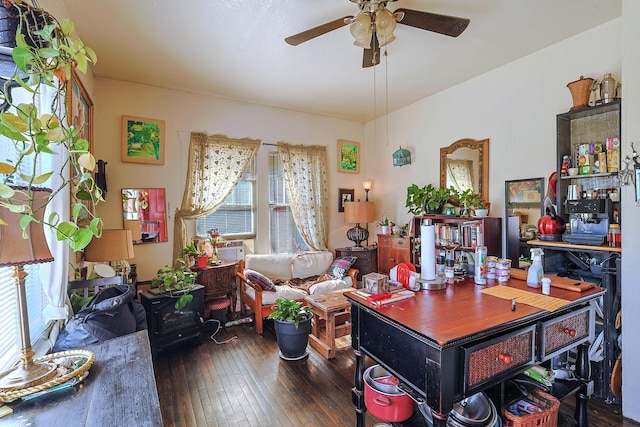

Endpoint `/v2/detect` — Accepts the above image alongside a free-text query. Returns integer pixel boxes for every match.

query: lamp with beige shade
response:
[344,201,376,249]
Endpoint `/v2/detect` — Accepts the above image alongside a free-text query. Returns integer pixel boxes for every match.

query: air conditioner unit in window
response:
[216,240,244,261]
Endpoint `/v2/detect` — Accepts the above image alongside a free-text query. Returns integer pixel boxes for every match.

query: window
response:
[196,158,256,239]
[268,152,308,254]
[0,85,54,372]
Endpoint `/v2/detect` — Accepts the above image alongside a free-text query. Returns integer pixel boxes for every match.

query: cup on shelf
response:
[567,167,579,176]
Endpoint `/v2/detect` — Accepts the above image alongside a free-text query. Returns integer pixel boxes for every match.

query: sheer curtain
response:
[173,132,260,260]
[277,142,329,251]
[446,159,475,193]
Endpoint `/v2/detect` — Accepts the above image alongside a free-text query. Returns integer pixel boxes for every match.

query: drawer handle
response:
[397,241,404,245]
[390,258,396,262]
[498,353,512,365]
[563,327,576,337]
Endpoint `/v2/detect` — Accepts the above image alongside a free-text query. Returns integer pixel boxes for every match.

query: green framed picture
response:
[337,139,360,174]
[122,115,165,165]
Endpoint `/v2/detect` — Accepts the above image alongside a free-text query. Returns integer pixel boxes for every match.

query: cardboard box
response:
[363,273,389,294]
[596,152,608,174]
[606,137,620,172]
[578,153,593,175]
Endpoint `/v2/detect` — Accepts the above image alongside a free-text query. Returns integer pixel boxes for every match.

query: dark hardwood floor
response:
[153,318,637,427]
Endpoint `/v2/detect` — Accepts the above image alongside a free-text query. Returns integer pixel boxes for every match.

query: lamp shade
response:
[344,201,376,224]
[84,229,135,262]
[0,187,54,267]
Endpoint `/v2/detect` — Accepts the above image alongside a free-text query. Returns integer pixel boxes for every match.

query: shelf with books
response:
[411,215,502,270]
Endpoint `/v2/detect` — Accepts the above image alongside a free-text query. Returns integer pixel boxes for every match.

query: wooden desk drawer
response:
[463,325,536,393]
[379,236,409,249]
[538,306,593,361]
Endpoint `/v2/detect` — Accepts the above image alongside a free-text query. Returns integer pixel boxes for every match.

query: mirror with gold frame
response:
[440,138,489,203]
[121,188,168,244]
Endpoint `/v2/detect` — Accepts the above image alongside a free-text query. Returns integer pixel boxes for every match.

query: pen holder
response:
[363,273,389,294]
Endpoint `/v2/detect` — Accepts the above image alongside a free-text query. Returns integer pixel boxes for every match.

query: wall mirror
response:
[440,138,489,203]
[121,188,168,244]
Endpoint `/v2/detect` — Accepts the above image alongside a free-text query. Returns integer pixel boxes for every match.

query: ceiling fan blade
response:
[285,16,353,46]
[395,8,469,37]
[362,34,380,68]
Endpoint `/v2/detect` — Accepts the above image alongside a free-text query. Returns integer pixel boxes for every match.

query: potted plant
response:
[268,298,313,360]
[378,215,391,235]
[182,241,208,268]
[151,258,198,310]
[406,184,454,215]
[0,2,101,251]
[458,189,488,217]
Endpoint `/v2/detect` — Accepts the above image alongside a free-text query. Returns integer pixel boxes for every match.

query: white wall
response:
[93,81,365,280]
[621,0,640,420]
[367,17,640,422]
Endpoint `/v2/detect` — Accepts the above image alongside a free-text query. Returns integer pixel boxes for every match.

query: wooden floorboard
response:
[154,317,638,427]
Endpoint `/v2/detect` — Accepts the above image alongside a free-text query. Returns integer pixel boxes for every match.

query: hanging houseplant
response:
[0,1,101,251]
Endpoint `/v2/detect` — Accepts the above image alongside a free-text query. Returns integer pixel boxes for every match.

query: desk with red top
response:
[345,277,605,427]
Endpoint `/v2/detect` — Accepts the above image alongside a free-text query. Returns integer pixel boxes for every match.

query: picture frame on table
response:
[122,115,165,165]
[337,139,360,174]
[338,188,354,213]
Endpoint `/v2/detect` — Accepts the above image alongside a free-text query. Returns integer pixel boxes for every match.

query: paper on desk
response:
[480,286,570,312]
[376,290,416,306]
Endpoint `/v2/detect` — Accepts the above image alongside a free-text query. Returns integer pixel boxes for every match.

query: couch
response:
[237,251,358,334]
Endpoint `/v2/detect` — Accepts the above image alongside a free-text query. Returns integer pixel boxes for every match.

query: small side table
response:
[335,246,377,281]
[304,292,351,359]
[192,260,238,317]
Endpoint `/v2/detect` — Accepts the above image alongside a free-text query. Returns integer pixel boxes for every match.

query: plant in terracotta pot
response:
[182,241,207,268]
[268,298,313,360]
[151,257,198,310]
[0,2,100,251]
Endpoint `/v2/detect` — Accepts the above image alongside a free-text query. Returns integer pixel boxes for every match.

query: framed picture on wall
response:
[337,139,360,174]
[122,115,165,165]
[67,71,93,152]
[338,188,354,213]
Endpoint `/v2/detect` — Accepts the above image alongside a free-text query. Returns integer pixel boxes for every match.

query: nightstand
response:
[335,247,377,281]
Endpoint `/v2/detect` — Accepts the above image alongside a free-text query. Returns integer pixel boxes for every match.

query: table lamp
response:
[343,201,376,248]
[0,187,57,391]
[84,229,135,277]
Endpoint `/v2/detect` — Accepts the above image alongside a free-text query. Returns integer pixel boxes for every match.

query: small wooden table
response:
[304,292,351,359]
[193,260,238,317]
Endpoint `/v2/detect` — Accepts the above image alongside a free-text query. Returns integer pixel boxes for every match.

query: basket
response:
[503,389,560,427]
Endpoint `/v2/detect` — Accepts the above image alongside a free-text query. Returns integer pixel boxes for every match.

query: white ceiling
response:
[61,0,621,123]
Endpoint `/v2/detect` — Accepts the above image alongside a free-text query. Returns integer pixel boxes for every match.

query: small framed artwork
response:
[122,115,165,165]
[337,139,360,174]
[67,71,93,152]
[338,188,354,213]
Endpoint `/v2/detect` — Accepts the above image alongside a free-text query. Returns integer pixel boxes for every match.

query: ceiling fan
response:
[285,0,470,68]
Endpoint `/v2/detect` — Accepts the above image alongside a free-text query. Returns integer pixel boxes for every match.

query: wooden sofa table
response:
[304,291,351,359]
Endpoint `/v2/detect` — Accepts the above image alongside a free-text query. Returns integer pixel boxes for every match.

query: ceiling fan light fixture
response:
[375,7,397,47]
[350,12,373,48]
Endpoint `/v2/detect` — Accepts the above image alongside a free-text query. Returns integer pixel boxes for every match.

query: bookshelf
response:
[410,215,502,270]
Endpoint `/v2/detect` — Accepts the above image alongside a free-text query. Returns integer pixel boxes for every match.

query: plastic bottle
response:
[445,259,455,285]
[527,248,544,288]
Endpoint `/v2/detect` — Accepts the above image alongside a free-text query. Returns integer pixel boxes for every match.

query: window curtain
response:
[446,159,475,193]
[277,142,329,251]
[173,132,260,260]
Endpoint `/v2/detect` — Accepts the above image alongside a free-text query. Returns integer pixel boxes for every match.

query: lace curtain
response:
[446,159,474,193]
[173,132,260,260]
[277,142,329,251]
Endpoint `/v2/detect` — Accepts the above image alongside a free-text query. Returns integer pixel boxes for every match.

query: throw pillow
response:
[244,269,276,292]
[327,256,357,279]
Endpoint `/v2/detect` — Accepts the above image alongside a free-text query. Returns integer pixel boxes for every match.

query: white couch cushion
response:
[292,251,333,279]
[308,276,353,295]
[244,284,308,305]
[245,253,293,280]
